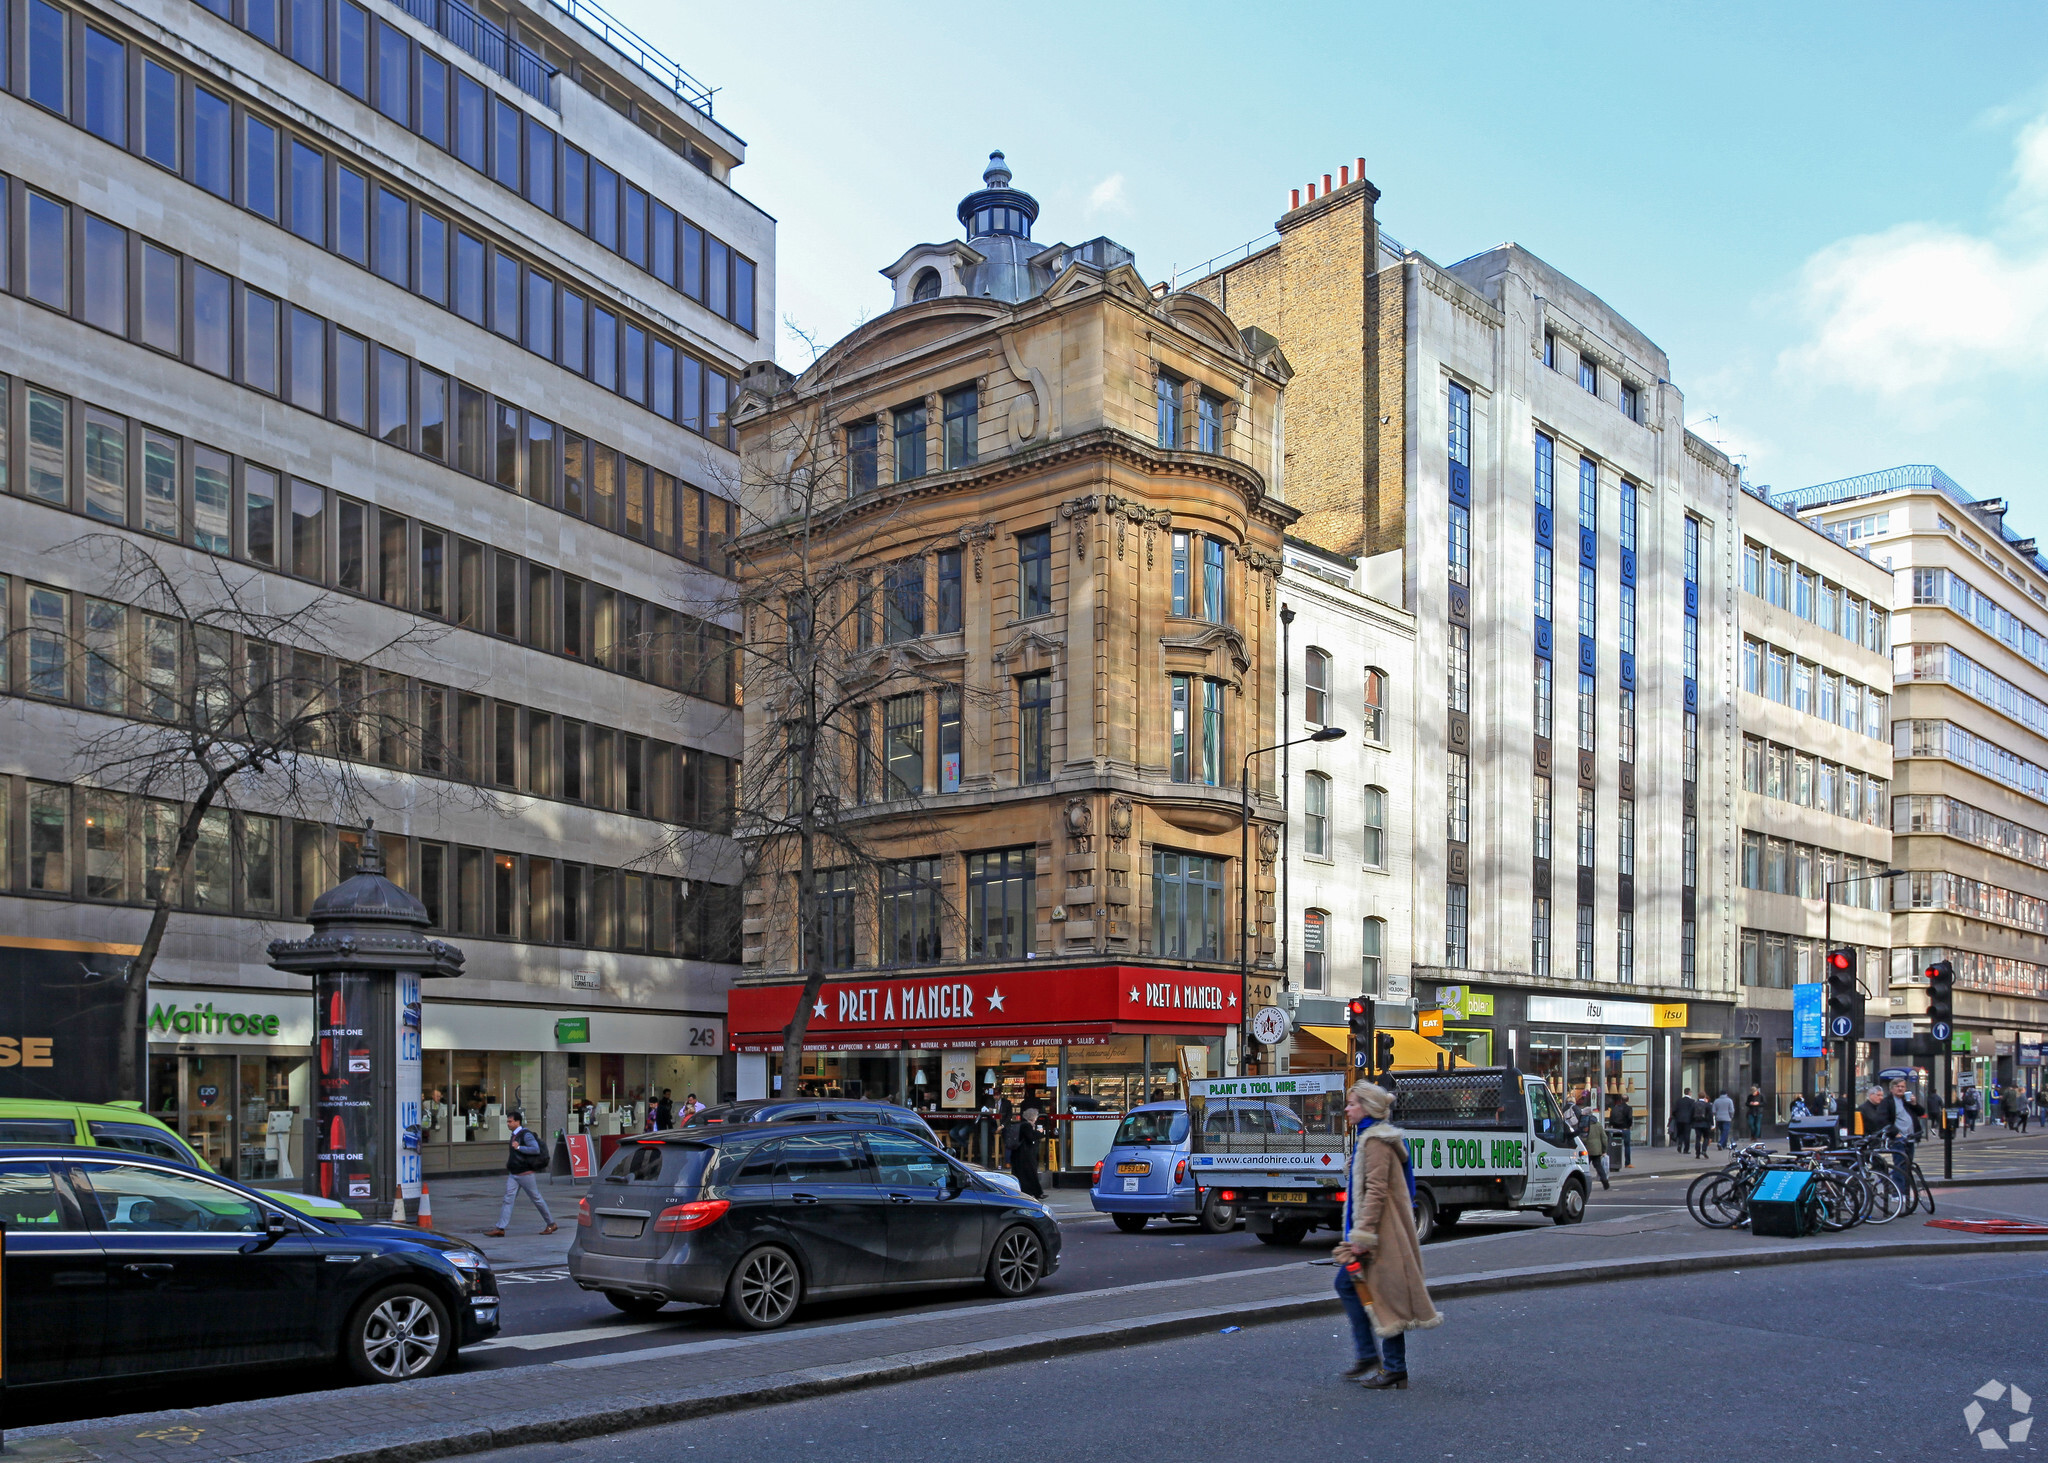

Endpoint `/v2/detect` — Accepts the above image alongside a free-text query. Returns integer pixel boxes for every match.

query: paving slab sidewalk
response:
[17,1180,2048,1463]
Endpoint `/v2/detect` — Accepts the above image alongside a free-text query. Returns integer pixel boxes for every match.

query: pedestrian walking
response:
[1712,1091,1736,1151]
[1789,1095,1810,1121]
[1884,1076,1925,1192]
[1334,1081,1440,1389]
[656,1089,675,1130]
[1607,1094,1634,1169]
[483,1110,557,1237]
[1581,1103,1611,1189]
[1692,1093,1714,1157]
[1962,1088,1979,1136]
[1008,1107,1045,1199]
[1745,1085,1765,1141]
[1670,1090,1695,1154]
[2001,1084,2026,1133]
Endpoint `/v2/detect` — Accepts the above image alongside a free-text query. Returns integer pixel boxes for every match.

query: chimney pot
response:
[1323,173,1333,193]
[1307,183,1316,201]
[1340,165,1350,186]
[1290,188,1301,209]
[1356,156,1366,179]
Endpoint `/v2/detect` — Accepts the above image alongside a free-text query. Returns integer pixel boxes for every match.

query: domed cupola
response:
[957,151,1039,242]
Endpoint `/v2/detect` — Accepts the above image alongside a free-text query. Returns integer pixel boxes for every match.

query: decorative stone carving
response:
[1064,797,1092,837]
[1258,823,1280,868]
[1059,494,1097,560]
[1103,494,1170,568]
[1107,796,1133,848]
[957,522,997,581]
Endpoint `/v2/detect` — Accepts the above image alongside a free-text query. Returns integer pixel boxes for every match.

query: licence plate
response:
[1116,1162,1150,1175]
[601,1216,646,1239]
[1268,1191,1308,1203]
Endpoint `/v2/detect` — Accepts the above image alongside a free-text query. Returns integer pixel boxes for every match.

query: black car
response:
[682,1098,940,1145]
[568,1121,1060,1330]
[0,1149,498,1388]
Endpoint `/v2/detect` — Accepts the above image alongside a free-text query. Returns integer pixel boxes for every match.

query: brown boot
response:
[483,1228,506,1237]
[541,1223,559,1235]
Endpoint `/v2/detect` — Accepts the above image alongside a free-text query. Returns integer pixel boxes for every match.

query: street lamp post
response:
[1821,868,1898,1118]
[1238,726,1345,1074]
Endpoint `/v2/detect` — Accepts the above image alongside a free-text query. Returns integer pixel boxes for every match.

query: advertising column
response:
[314,974,383,1207]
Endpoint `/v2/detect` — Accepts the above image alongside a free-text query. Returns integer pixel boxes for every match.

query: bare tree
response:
[11,535,481,1098]
[668,344,996,1086]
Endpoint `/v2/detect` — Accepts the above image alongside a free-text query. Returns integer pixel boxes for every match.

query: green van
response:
[0,1099,363,1221]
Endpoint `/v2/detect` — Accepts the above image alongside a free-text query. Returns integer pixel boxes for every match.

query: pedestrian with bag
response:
[483,1110,558,1237]
[1669,1090,1694,1153]
[1008,1106,1045,1199]
[1332,1081,1440,1389]
[1745,1085,1765,1141]
[1962,1087,1979,1136]
[1607,1093,1634,1169]
[1712,1090,1736,1151]
[1692,1093,1715,1157]
[1581,1100,1611,1189]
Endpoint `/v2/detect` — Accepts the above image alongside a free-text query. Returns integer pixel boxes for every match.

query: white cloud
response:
[1780,114,2048,398]
[1087,173,1129,216]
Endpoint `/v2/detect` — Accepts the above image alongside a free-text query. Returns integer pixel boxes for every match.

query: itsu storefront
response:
[727,964,1243,1174]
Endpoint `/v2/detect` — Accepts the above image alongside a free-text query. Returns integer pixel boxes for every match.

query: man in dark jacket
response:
[1607,1094,1634,1169]
[1671,1090,1698,1155]
[1008,1106,1045,1198]
[484,1110,558,1237]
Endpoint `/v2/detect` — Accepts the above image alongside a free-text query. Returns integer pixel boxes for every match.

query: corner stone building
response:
[725,158,1292,1128]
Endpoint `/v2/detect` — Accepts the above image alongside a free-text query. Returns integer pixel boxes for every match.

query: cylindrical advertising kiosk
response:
[267,826,464,1216]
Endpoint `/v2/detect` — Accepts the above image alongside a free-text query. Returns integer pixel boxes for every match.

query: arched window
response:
[911,268,941,302]
[1303,909,1328,992]
[1361,917,1385,995]
[1305,648,1332,725]
[1362,786,1386,868]
[1304,771,1331,858]
[1363,667,1387,742]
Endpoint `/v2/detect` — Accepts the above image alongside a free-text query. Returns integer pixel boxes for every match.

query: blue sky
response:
[611,0,2048,527]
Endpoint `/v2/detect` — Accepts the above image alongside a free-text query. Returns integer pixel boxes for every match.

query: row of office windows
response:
[3,175,744,460]
[1895,793,2048,874]
[852,688,965,802]
[1300,911,1386,994]
[1532,903,1660,986]
[1543,331,1645,424]
[1740,736,1888,826]
[1899,642,2048,741]
[1912,565,2048,675]
[1740,636,1888,741]
[21,0,757,331]
[1155,373,1225,454]
[0,394,739,703]
[0,574,738,823]
[1302,653,1389,742]
[1906,870,2048,938]
[1897,945,2048,1000]
[806,847,1037,969]
[1901,719,2048,807]
[1742,539,1889,653]
[1301,776,1387,867]
[846,386,980,493]
[1739,834,1890,908]
[0,776,739,957]
[1738,933,1886,990]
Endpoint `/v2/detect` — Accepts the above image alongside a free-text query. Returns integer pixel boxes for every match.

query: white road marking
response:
[469,1320,673,1352]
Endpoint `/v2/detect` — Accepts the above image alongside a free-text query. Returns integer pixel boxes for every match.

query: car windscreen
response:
[599,1141,715,1189]
[1114,1111,1189,1145]
[0,1118,77,1144]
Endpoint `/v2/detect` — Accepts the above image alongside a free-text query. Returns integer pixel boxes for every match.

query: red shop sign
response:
[727,965,1241,1041]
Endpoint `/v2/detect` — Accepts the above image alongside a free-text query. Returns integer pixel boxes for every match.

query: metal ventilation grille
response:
[1390,1068,1525,1130]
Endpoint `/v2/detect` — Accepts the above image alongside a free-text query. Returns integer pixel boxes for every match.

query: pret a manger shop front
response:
[727,963,1243,1168]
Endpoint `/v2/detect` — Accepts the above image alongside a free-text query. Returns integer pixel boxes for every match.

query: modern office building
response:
[1187,165,1741,1140]
[1785,466,2048,1100]
[1732,483,1894,1120]
[0,0,765,1183]
[724,155,1292,1162]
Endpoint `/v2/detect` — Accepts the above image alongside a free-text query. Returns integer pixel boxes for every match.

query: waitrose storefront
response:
[147,985,725,1182]
[727,964,1244,1172]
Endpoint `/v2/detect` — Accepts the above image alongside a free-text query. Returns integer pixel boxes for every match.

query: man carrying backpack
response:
[484,1110,558,1237]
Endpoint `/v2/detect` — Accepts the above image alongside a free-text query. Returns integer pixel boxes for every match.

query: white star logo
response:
[986,989,1006,1012]
[813,999,827,1017]
[1228,992,1238,1007]
[1129,986,1142,1003]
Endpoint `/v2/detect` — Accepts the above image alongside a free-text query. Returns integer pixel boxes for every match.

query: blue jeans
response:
[1717,1120,1732,1149]
[1334,1264,1408,1374]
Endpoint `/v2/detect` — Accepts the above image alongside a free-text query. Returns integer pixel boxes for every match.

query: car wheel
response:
[343,1284,453,1383]
[722,1246,803,1330]
[1552,1177,1588,1226]
[986,1226,1046,1297]
[1412,1189,1438,1245]
[603,1291,668,1319]
[1197,1195,1237,1234]
[1111,1213,1150,1233]
[1258,1218,1310,1247]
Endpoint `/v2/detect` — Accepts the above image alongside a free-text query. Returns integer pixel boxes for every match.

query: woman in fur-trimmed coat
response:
[1334,1080,1441,1388]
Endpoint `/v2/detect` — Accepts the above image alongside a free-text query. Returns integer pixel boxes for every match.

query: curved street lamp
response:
[1239,725,1346,1059]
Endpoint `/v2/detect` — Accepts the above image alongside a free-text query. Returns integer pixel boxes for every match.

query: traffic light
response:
[1826,948,1861,1019]
[1346,996,1375,1040]
[1927,960,1955,1031]
[1374,1030,1396,1074]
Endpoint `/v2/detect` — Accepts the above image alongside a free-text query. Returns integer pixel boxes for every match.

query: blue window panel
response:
[1685,581,1698,614]
[1534,505,1552,548]
[1448,459,1470,506]
[1684,678,1698,710]
[1620,547,1635,587]
[1578,635,1596,675]
[1579,526,1597,568]
[1535,618,1552,660]
[1620,652,1636,689]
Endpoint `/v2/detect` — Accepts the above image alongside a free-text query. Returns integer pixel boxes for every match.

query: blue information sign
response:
[1793,984,1825,1058]
[1931,1021,1952,1043]
[1829,1015,1857,1039]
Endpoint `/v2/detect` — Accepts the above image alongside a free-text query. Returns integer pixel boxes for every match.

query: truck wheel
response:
[1257,1218,1310,1247]
[1436,1207,1464,1231]
[1551,1177,1588,1226]
[1197,1195,1238,1234]
[1112,1213,1150,1233]
[1412,1190,1438,1244]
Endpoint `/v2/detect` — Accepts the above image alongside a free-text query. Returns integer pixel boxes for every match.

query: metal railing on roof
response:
[543,0,718,116]
[398,0,558,106]
[1771,464,2048,578]
[1168,232,1279,293]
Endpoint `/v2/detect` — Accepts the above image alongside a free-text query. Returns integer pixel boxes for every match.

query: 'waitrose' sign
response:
[150,1002,281,1038]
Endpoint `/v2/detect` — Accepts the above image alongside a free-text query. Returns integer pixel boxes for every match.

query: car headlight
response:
[445,1249,488,1276]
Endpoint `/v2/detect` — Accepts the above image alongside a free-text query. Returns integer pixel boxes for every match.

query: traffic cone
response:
[417,1183,434,1231]
[391,1195,407,1224]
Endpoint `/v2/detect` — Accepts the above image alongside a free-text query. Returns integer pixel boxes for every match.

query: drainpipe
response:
[1279,604,1295,992]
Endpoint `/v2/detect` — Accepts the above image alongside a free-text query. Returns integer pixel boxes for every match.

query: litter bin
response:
[1749,1168,1820,1237]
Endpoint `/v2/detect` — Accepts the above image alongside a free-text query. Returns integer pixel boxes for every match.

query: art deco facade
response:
[725,159,1291,1124]
[0,0,761,1179]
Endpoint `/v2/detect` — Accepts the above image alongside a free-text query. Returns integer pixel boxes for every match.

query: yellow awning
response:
[1293,1025,1472,1069]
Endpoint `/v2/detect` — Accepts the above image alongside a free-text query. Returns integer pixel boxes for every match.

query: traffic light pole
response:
[1942,1049,1955,1181]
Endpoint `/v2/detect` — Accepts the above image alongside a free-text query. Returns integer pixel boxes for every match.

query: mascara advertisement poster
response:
[314,972,379,1203]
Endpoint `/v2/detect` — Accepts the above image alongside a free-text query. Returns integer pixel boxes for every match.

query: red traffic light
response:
[1346,997,1370,1018]
[1828,951,1853,971]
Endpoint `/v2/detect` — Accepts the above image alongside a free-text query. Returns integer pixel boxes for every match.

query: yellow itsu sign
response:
[1653,1004,1689,1028]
